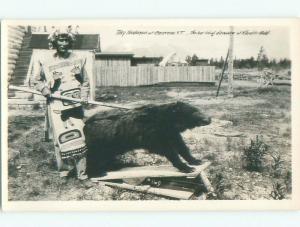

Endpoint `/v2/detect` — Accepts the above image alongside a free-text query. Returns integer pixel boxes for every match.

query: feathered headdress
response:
[47,25,77,49]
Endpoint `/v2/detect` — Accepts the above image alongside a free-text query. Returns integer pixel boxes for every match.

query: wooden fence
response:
[95,65,215,87]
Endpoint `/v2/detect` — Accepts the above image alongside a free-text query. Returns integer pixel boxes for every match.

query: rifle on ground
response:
[9,85,131,110]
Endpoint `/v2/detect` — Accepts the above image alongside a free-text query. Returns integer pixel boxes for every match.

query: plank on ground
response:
[99,181,194,200]
[91,162,211,182]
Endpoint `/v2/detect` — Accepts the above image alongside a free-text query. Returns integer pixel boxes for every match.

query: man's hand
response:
[41,86,51,98]
[81,96,89,104]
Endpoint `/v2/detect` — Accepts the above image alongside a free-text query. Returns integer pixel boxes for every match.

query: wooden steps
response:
[10,31,33,86]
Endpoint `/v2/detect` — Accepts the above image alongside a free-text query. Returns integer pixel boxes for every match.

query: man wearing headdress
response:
[32,28,90,181]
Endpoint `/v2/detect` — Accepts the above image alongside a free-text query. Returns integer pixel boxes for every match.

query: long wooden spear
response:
[9,85,131,110]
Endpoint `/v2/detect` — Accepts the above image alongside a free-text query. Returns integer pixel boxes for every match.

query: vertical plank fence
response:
[95,64,216,87]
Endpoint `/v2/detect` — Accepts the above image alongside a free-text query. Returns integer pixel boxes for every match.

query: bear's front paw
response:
[178,165,195,173]
[188,158,202,165]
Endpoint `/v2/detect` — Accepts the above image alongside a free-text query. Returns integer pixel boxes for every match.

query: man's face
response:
[56,37,70,55]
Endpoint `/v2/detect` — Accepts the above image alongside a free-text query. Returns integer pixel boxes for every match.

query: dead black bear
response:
[84,102,211,176]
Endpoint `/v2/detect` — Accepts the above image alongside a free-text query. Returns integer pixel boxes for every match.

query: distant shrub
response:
[242,135,269,172]
[32,103,40,110]
[270,152,284,178]
[203,153,217,163]
[214,173,226,199]
[28,186,41,197]
[209,172,231,200]
[284,170,292,193]
[282,127,291,138]
[270,182,286,200]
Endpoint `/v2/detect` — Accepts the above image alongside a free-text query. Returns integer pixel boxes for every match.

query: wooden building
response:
[94,53,216,87]
[95,53,163,67]
[7,25,27,84]
[131,56,163,66]
[10,25,215,91]
[95,52,134,67]
[194,59,209,66]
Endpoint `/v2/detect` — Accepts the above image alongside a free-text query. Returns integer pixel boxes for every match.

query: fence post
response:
[227,26,234,98]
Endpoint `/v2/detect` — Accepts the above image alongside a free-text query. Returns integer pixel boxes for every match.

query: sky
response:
[36,23,290,61]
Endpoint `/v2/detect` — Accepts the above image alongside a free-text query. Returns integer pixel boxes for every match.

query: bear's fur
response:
[84,102,211,175]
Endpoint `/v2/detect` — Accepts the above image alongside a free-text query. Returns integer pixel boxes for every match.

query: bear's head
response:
[165,101,211,132]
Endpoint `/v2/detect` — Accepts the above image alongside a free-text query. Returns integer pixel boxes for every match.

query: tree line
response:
[209,57,291,69]
[186,46,291,70]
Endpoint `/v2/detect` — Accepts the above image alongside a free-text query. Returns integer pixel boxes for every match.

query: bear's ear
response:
[169,101,183,114]
[175,101,186,109]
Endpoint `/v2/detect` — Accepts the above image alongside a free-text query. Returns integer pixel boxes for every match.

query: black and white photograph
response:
[1,19,299,211]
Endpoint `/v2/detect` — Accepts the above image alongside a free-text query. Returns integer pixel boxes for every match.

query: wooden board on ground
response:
[99,181,195,200]
[91,162,211,182]
[273,79,291,86]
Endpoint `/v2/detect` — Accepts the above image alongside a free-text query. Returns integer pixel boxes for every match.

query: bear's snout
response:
[193,112,211,126]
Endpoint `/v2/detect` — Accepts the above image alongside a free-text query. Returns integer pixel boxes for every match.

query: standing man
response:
[32,29,90,181]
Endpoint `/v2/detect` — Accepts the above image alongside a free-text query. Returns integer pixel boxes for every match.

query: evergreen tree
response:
[257,46,269,70]
[191,54,199,66]
[185,55,192,65]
